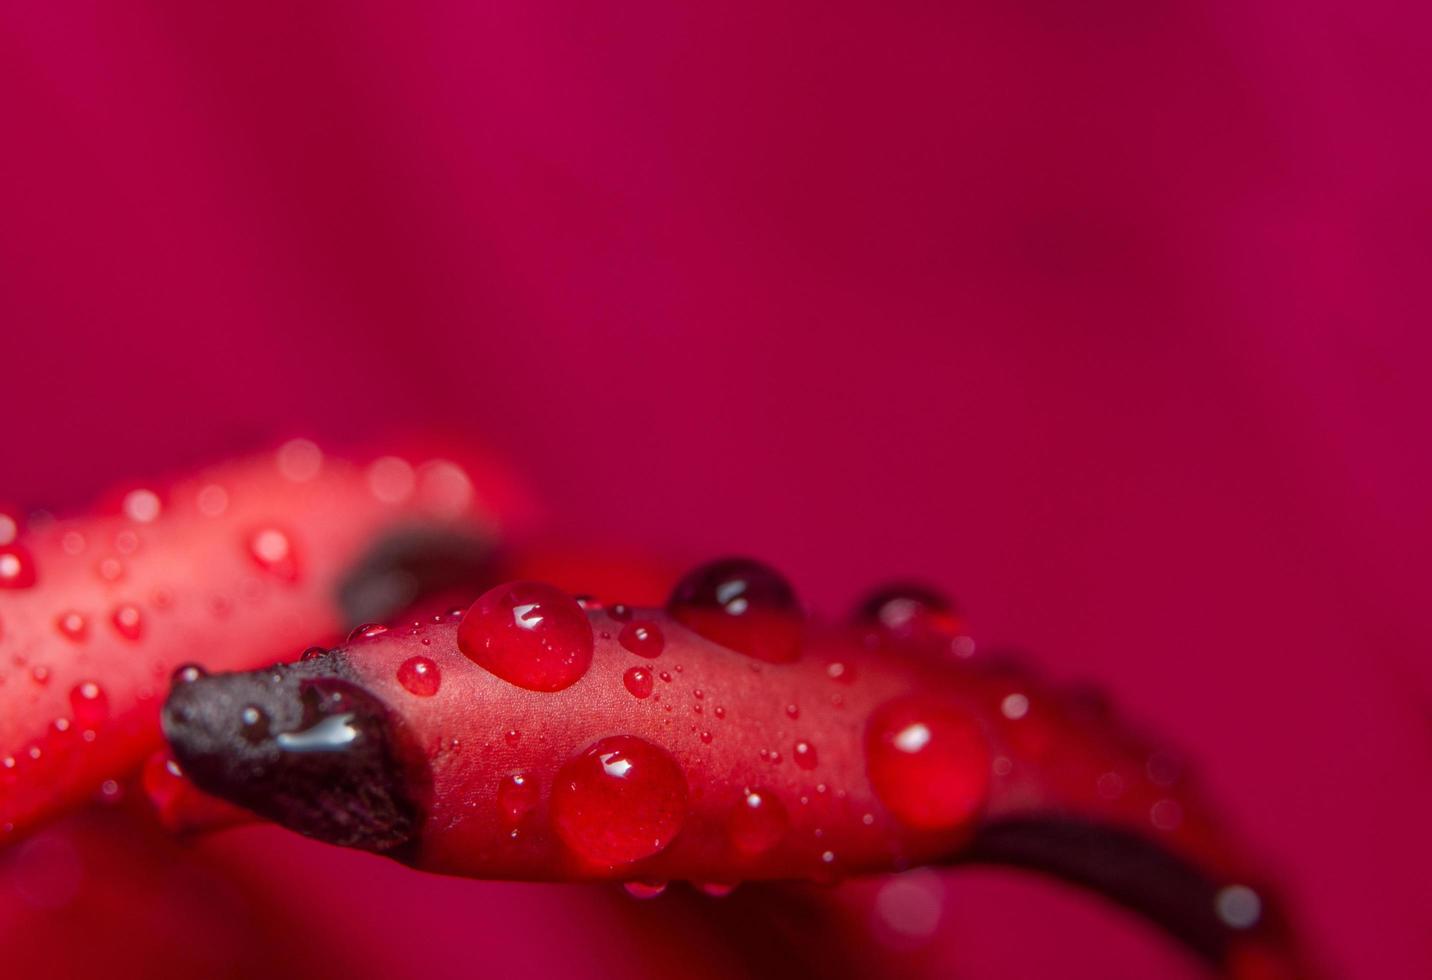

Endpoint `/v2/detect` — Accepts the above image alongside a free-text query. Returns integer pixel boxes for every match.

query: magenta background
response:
[2,3,1429,977]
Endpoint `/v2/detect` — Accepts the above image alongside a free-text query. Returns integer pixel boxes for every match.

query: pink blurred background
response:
[2,3,1428,977]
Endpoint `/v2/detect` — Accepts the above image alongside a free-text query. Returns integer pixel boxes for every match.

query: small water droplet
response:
[793,740,818,770]
[854,584,963,643]
[56,611,88,642]
[30,665,51,686]
[69,682,109,727]
[504,729,522,747]
[622,880,668,900]
[608,603,634,622]
[122,489,162,523]
[623,666,654,699]
[396,656,441,697]
[348,623,389,643]
[618,621,665,658]
[240,705,271,743]
[172,664,207,685]
[247,527,300,581]
[111,604,143,641]
[696,881,737,898]
[497,772,540,827]
[0,545,37,589]
[714,705,726,720]
[728,788,789,856]
[699,730,713,744]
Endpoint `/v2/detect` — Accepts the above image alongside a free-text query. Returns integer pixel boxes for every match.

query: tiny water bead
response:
[300,646,326,662]
[865,696,991,832]
[111,604,143,641]
[56,612,88,642]
[69,682,109,727]
[247,527,299,581]
[855,584,963,642]
[728,787,789,857]
[240,705,271,744]
[496,772,540,827]
[623,666,654,699]
[667,558,803,663]
[607,604,633,622]
[504,729,522,747]
[618,621,665,659]
[622,880,668,900]
[122,489,162,523]
[793,740,819,770]
[172,664,207,685]
[396,656,441,697]
[0,545,37,589]
[551,735,688,867]
[459,582,594,692]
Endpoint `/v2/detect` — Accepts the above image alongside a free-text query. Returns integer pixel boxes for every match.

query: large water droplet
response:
[551,735,688,866]
[727,787,790,857]
[666,558,802,663]
[396,656,441,697]
[458,581,594,692]
[866,696,990,832]
[0,545,36,589]
[618,621,665,659]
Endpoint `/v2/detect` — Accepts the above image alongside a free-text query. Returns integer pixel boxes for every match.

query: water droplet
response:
[183,483,228,522]
[699,731,713,744]
[276,439,323,482]
[69,682,109,727]
[622,880,668,900]
[551,735,689,866]
[348,623,389,642]
[0,545,37,589]
[826,661,856,683]
[497,772,540,827]
[623,666,654,699]
[172,664,207,685]
[728,787,789,857]
[618,621,665,659]
[299,646,326,662]
[396,656,441,697]
[504,729,522,746]
[713,705,726,720]
[122,489,161,523]
[696,881,737,898]
[1150,798,1183,831]
[667,558,803,662]
[247,527,299,581]
[458,582,595,692]
[111,604,143,640]
[1214,884,1262,930]
[855,584,963,643]
[240,705,271,743]
[56,611,88,642]
[30,665,51,686]
[793,740,818,770]
[366,456,416,504]
[608,604,634,622]
[866,696,990,831]
[658,671,672,683]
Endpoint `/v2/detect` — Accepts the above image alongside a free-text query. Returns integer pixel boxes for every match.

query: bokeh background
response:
[2,3,1428,977]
